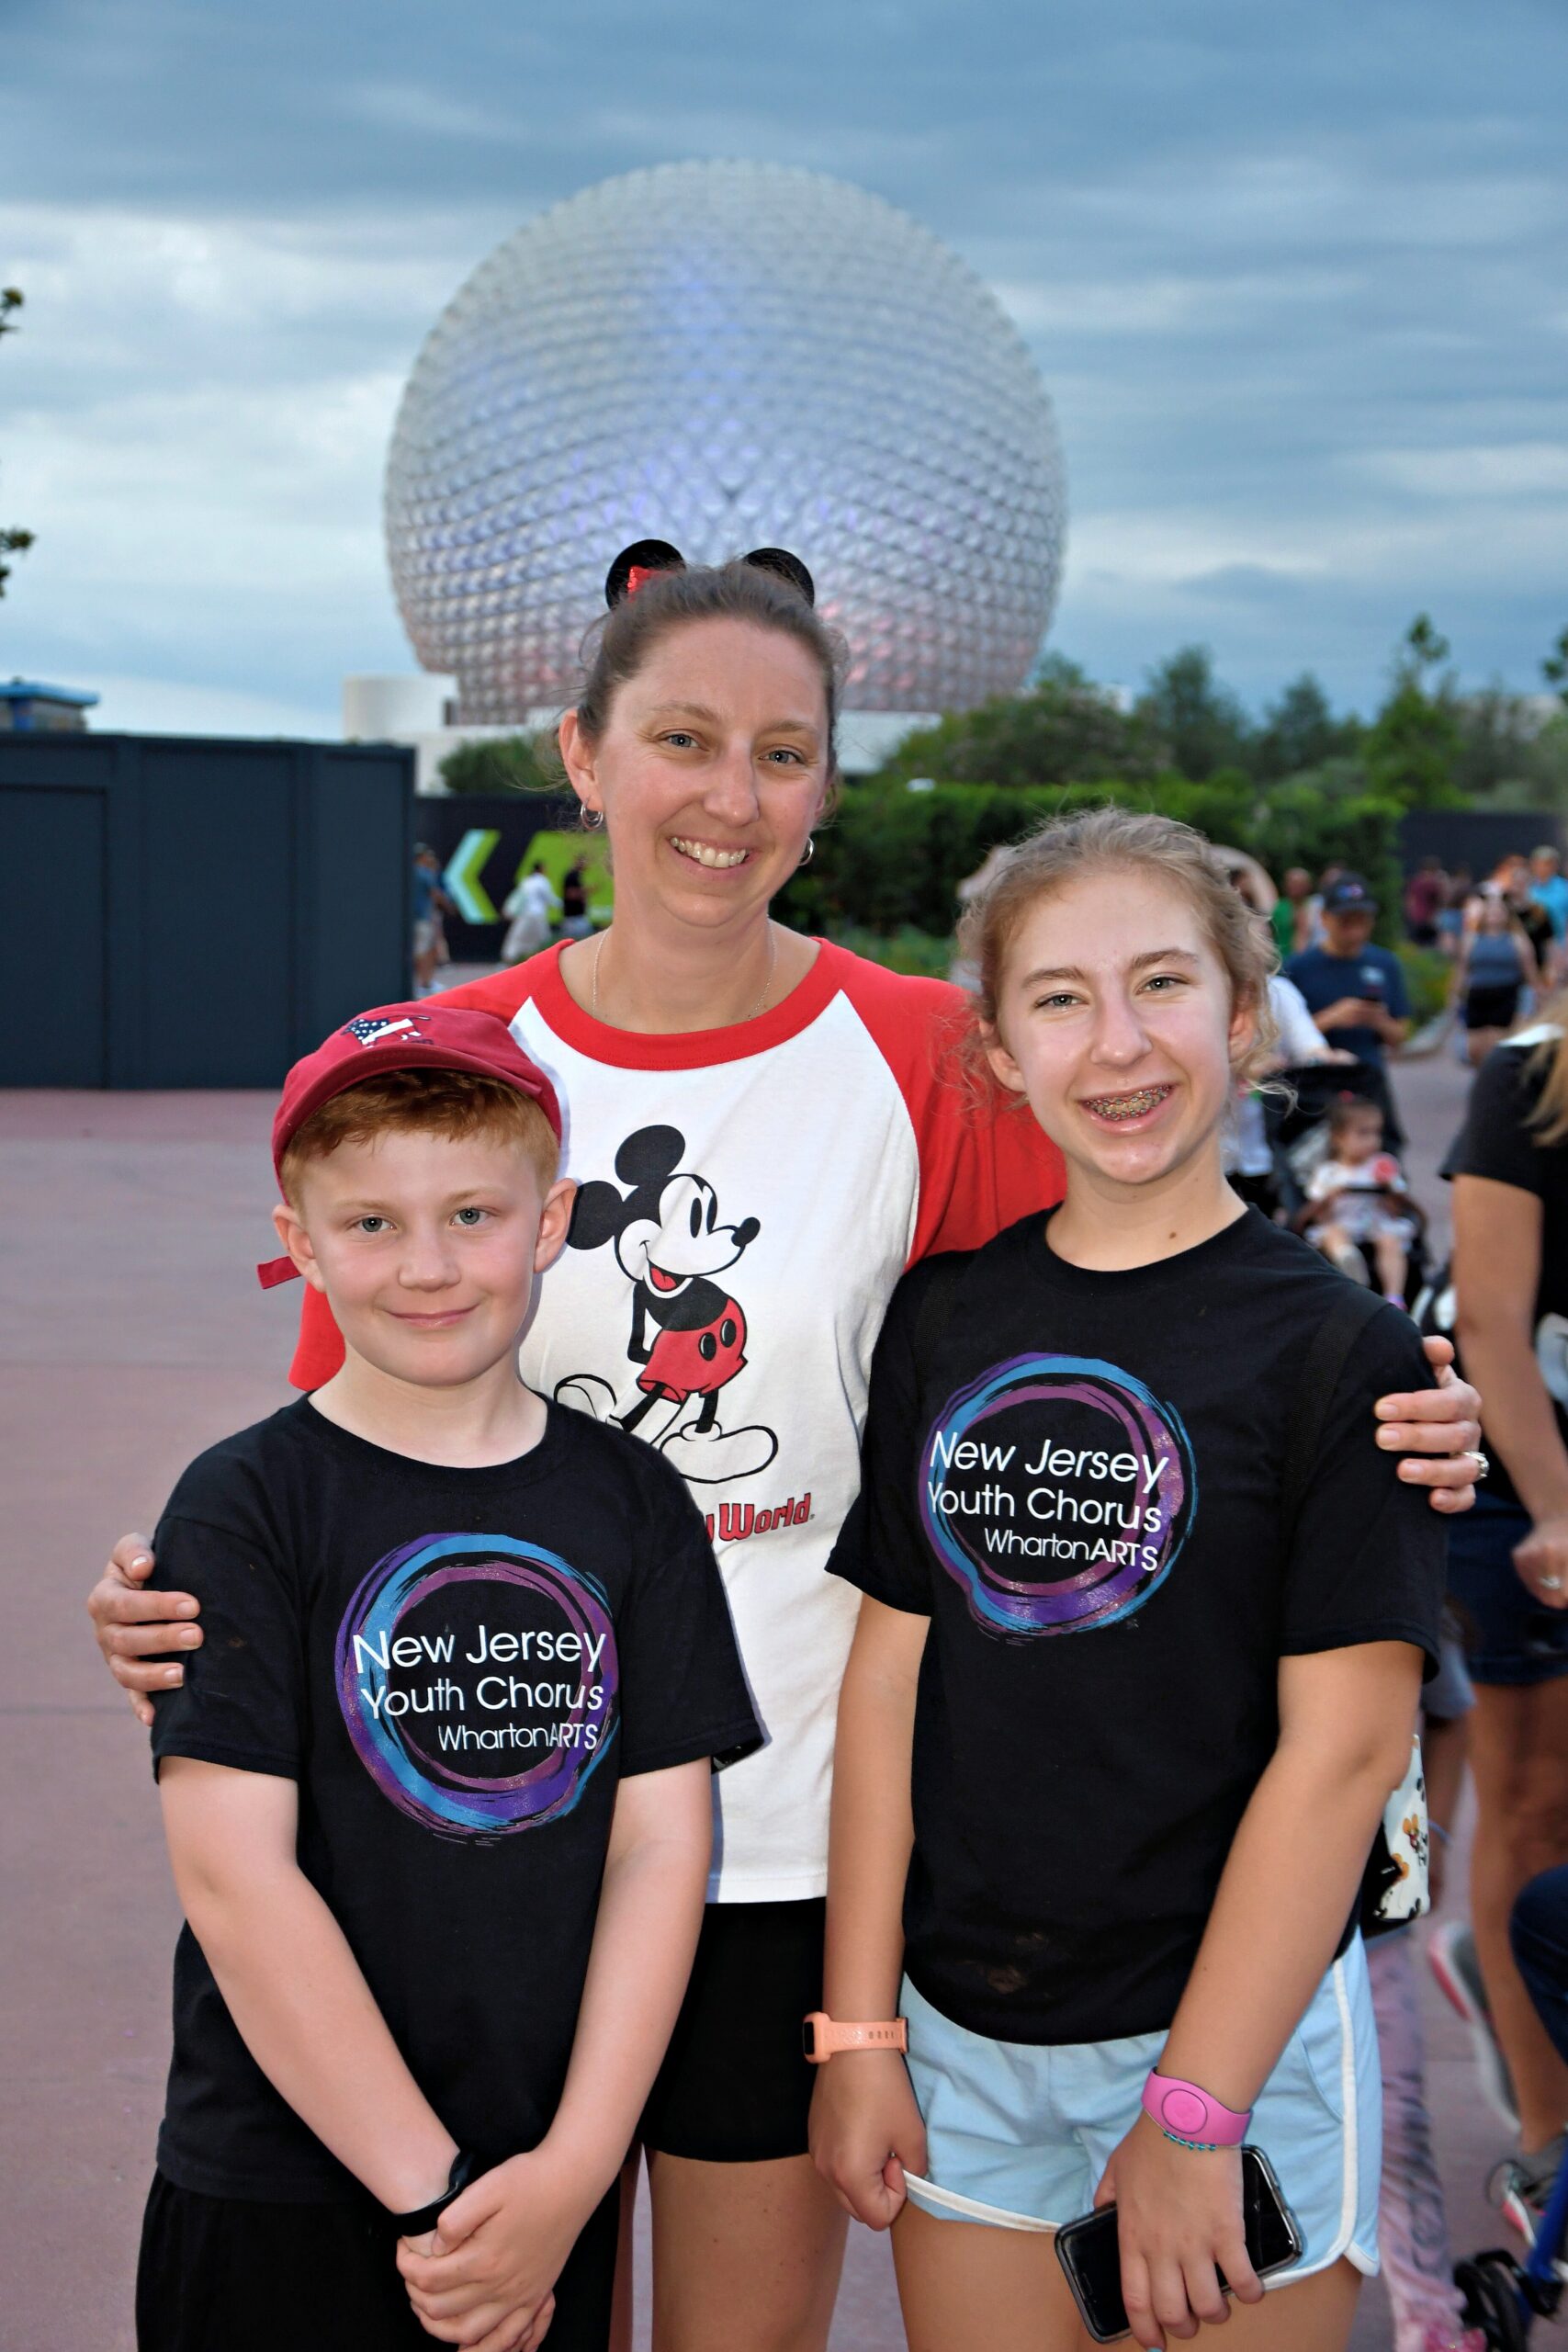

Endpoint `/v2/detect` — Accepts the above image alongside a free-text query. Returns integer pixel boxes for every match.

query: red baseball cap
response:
[257,1002,562,1289]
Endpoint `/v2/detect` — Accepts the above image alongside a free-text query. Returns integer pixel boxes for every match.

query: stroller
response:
[1258,1060,1430,1300]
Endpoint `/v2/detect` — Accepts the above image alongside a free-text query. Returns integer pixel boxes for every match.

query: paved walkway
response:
[0,1043,1519,2350]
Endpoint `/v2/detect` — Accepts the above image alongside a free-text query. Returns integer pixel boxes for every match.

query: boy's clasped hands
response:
[398,2143,596,2351]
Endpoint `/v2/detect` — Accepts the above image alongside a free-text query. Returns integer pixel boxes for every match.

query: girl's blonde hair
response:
[1526,992,1568,1145]
[956,806,1280,1093]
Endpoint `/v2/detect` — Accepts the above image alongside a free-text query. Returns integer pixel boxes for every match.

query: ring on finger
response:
[1541,1574,1564,1591]
[1469,1449,1489,1479]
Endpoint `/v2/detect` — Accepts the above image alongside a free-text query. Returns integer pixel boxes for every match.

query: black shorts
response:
[1465,983,1521,1031]
[136,2171,618,2352]
[639,1896,824,2163]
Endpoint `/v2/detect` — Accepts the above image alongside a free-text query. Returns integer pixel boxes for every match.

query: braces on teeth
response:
[1089,1087,1168,1122]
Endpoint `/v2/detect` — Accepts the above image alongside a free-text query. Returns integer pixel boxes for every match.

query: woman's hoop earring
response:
[799,835,816,866]
[581,808,605,831]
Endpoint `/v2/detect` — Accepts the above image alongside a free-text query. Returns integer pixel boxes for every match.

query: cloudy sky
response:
[4,0,1565,734]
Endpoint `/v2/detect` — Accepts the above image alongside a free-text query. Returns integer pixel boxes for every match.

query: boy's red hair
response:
[279,1068,559,1201]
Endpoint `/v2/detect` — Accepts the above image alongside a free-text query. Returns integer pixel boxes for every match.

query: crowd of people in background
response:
[1225,835,1568,2350]
[413,847,597,994]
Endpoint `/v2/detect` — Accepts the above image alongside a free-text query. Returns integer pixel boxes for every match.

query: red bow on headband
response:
[626,564,659,597]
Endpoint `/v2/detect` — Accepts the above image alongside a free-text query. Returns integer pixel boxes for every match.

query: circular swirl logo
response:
[335,1532,617,1838]
[919,1354,1196,1637]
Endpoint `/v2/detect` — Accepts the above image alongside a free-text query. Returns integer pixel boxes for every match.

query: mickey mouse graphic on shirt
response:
[554,1125,779,1486]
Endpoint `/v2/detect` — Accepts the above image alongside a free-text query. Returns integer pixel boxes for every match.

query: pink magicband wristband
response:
[1142,2071,1252,2150]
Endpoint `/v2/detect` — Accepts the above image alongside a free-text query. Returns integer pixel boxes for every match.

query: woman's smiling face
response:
[987,867,1255,1197]
[561,616,831,937]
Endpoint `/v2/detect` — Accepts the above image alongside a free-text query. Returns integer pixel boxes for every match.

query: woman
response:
[1450,893,1534,1068]
[91,549,1483,2352]
[1440,1009,1568,2238]
[812,810,1448,2352]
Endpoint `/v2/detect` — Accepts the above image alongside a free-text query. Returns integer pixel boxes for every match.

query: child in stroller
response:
[1296,1092,1428,1310]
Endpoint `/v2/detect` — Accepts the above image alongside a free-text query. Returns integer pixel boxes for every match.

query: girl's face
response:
[987,868,1254,1199]
[559,616,830,939]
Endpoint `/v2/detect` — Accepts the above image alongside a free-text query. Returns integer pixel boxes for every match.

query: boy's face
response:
[273,1129,574,1390]
[1324,908,1375,956]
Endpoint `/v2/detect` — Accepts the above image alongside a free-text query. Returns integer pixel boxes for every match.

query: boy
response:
[136,1003,761,2352]
[1297,1092,1426,1309]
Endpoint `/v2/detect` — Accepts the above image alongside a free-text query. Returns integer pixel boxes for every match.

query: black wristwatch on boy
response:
[389,2147,490,2236]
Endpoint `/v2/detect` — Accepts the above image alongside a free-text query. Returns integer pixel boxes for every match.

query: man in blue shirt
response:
[1287,874,1411,1137]
[1531,845,1568,966]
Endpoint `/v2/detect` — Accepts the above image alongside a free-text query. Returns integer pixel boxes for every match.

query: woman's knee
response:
[1501,1774,1568,1874]
[1472,1709,1568,1841]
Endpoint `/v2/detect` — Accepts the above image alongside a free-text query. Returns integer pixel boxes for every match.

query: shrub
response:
[780,772,1404,948]
[439,733,560,795]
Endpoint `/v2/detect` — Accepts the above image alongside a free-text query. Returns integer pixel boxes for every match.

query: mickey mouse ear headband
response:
[604,540,816,609]
[604,539,685,606]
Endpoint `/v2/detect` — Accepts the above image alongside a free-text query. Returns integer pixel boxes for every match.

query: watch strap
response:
[803,2010,908,2063]
[389,2146,489,2234]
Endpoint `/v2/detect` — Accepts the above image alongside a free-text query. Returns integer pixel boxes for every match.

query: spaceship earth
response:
[386,162,1066,719]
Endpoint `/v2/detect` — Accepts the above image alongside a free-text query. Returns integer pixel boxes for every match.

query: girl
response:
[1450,892,1534,1068]
[813,808,1450,2352]
[91,568,1478,2352]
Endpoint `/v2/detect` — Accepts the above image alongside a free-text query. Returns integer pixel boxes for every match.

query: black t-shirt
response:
[828,1207,1444,2047]
[148,1397,761,2202]
[1517,900,1554,975]
[1442,1035,1568,1510]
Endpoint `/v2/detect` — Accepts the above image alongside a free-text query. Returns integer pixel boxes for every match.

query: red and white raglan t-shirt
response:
[289,941,1064,1903]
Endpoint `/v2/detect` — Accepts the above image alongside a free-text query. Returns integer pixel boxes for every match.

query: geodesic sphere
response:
[386,163,1066,719]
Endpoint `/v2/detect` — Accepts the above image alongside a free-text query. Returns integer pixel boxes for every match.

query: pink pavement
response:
[0,1059,1517,2350]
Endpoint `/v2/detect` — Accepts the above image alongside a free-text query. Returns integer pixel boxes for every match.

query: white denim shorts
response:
[900,1939,1381,2284]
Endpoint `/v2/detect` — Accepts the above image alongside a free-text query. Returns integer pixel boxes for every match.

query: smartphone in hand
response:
[1054,2145,1303,2344]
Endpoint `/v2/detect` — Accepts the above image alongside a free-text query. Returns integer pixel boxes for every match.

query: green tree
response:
[1134,645,1256,780]
[1361,616,1465,808]
[777,767,1388,944]
[1247,762,1404,930]
[871,670,1162,792]
[0,288,34,598]
[1544,626,1568,709]
[438,732,560,795]
[1399,612,1451,682]
[1451,682,1547,799]
[1254,672,1360,780]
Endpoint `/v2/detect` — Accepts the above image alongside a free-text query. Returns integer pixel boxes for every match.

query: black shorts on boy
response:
[138,1396,761,2352]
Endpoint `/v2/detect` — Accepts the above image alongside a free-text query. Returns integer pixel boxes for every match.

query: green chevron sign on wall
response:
[442,829,501,922]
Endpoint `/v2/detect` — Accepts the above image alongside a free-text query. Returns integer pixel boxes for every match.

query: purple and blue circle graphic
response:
[335,1532,617,1838]
[919,1353,1196,1637]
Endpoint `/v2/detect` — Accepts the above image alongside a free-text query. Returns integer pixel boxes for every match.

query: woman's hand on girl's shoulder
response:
[808,2051,928,2232]
[1096,2112,1261,2349]
[1376,1338,1483,1514]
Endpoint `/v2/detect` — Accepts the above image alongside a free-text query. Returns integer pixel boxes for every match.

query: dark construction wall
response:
[0,733,414,1087]
[1398,808,1563,879]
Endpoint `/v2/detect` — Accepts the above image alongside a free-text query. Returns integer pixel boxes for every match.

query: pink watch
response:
[1141,2070,1252,2151]
[802,2012,908,2064]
